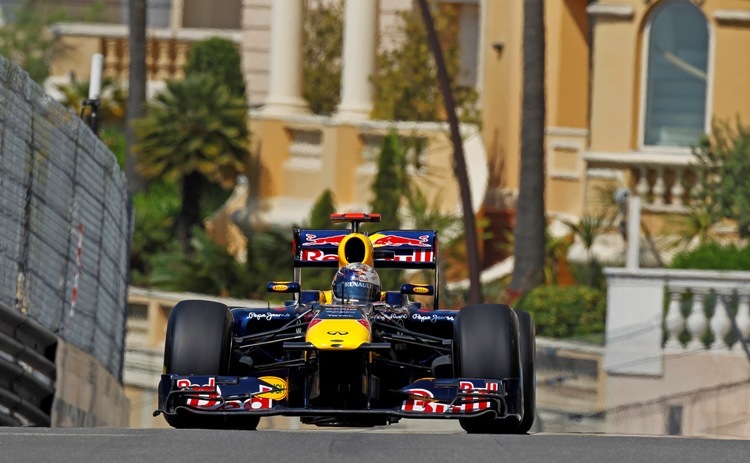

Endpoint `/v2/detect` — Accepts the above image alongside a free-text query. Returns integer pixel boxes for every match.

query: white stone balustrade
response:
[605,268,750,377]
[584,151,699,212]
[50,23,242,82]
[665,275,750,353]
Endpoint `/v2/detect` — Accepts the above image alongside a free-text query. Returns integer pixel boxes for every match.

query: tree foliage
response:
[692,120,750,238]
[148,228,254,297]
[0,0,66,84]
[133,73,248,250]
[370,131,408,230]
[372,5,479,123]
[368,131,411,289]
[515,285,606,339]
[302,1,479,122]
[129,182,181,285]
[670,242,750,271]
[303,0,343,115]
[185,37,246,98]
[308,189,338,229]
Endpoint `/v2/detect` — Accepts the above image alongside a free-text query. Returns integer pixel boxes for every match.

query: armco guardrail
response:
[0,56,131,425]
[0,303,57,425]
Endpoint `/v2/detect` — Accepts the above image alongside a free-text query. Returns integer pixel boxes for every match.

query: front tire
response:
[514,309,536,434]
[164,300,233,375]
[163,300,259,430]
[454,304,521,434]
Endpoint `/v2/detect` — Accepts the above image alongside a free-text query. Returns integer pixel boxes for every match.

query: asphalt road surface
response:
[0,426,747,463]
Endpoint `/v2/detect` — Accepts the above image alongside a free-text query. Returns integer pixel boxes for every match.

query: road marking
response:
[0,432,138,437]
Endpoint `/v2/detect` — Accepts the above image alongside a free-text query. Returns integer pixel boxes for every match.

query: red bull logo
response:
[370,234,431,248]
[302,233,347,246]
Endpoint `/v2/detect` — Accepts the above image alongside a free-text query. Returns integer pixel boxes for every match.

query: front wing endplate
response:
[154,375,522,421]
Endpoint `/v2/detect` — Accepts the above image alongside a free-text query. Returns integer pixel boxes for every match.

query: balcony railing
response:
[604,268,750,376]
[51,23,242,81]
[663,271,750,353]
[584,150,699,213]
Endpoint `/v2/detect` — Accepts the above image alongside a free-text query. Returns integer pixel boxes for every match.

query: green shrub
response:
[669,242,750,270]
[185,37,246,98]
[515,285,606,339]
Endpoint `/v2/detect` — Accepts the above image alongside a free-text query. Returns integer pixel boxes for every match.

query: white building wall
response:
[242,0,272,107]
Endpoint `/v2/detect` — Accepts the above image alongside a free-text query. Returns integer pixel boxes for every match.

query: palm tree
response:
[564,215,606,287]
[127,0,148,194]
[55,77,127,127]
[133,74,249,252]
[417,0,482,304]
[510,0,547,295]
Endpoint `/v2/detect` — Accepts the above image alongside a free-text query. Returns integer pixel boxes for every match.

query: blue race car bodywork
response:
[155,213,535,433]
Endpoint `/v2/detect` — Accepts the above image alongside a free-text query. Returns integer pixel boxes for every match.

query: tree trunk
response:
[177,171,203,253]
[126,0,148,194]
[417,0,482,304]
[510,0,547,294]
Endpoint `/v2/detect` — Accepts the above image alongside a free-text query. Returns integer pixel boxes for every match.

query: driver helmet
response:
[331,263,381,303]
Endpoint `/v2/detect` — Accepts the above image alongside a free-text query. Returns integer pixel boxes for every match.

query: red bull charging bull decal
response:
[302,233,348,247]
[369,233,431,247]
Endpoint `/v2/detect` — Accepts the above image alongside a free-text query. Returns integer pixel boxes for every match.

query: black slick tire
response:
[454,304,521,434]
[514,309,536,434]
[163,300,259,430]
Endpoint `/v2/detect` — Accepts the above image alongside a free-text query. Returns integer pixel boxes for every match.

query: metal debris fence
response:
[0,55,131,381]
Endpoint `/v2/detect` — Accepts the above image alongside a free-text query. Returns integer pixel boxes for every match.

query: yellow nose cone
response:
[306,319,371,350]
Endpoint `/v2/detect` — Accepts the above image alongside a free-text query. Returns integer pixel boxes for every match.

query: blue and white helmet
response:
[332,263,381,303]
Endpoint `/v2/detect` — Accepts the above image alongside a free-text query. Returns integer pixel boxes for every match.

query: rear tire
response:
[514,309,536,434]
[163,300,259,430]
[454,304,521,434]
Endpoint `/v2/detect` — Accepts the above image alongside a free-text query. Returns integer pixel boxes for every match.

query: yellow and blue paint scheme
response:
[306,315,371,350]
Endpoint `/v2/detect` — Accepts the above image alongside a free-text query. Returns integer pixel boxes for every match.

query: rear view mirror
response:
[400,283,434,296]
[267,281,301,294]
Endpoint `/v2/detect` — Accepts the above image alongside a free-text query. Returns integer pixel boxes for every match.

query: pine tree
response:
[309,189,338,229]
[369,130,409,289]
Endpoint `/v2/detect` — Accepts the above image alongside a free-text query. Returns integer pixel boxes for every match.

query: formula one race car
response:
[154,213,536,434]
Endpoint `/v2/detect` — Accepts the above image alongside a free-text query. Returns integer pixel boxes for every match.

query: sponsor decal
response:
[371,234,431,248]
[343,281,370,288]
[301,249,339,262]
[177,377,216,392]
[319,308,362,319]
[247,311,293,321]
[175,378,276,411]
[380,251,434,263]
[271,284,290,291]
[373,312,408,321]
[302,233,347,246]
[400,381,500,414]
[258,376,288,400]
[411,313,455,323]
[413,286,430,294]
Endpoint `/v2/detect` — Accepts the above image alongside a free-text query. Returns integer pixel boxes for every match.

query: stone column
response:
[335,0,378,121]
[169,0,184,30]
[262,0,308,115]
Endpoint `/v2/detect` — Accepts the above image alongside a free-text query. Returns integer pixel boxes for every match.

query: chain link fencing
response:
[0,55,131,382]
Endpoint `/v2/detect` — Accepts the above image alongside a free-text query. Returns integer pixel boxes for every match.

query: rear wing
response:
[293,229,438,269]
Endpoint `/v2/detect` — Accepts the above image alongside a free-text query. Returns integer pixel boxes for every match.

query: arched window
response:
[642,1,709,147]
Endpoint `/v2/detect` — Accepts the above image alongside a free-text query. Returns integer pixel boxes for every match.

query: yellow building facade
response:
[45,0,750,229]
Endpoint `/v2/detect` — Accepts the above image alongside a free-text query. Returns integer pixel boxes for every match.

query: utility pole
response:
[417,0,482,304]
[126,0,148,194]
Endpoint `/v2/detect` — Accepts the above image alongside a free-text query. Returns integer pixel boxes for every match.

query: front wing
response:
[154,375,522,421]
